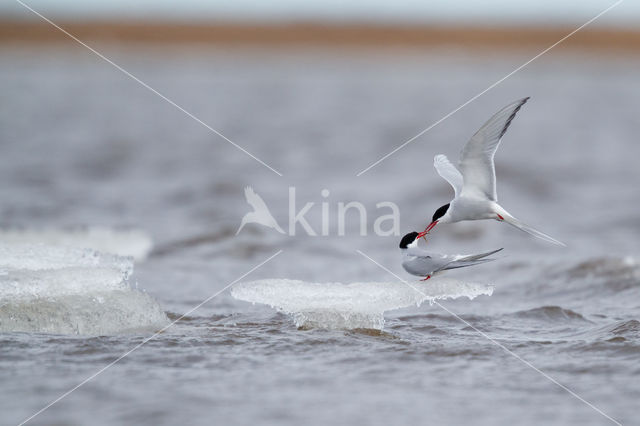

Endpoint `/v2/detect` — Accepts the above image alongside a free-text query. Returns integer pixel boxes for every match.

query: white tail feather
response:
[501,214,566,246]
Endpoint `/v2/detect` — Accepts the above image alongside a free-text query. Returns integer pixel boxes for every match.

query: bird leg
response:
[421,275,431,281]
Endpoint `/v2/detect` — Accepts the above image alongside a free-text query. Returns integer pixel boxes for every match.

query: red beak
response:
[423,220,438,234]
[417,230,428,239]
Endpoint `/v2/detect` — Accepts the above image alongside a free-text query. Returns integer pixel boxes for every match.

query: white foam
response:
[0,227,153,261]
[232,278,493,330]
[0,243,168,335]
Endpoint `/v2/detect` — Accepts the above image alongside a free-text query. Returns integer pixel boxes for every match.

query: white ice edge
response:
[0,243,168,335]
[232,278,493,330]
[0,227,153,261]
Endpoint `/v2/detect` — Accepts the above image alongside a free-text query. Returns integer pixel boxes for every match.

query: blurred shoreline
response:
[2,21,640,51]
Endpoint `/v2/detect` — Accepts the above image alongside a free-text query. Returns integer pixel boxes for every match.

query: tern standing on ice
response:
[400,231,502,281]
[423,97,565,246]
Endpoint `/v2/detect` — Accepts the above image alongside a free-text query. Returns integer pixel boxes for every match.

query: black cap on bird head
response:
[399,231,420,249]
[432,203,450,222]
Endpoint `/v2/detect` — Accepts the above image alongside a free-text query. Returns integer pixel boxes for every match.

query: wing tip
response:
[499,97,530,139]
[513,96,530,108]
[518,96,530,110]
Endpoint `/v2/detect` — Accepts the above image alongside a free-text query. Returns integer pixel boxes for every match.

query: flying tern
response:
[423,97,565,246]
[400,231,502,281]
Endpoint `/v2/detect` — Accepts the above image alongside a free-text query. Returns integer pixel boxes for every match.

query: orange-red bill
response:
[424,220,438,233]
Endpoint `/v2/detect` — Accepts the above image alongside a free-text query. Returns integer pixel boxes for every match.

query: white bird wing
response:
[407,246,453,265]
[434,154,463,197]
[244,186,270,214]
[403,247,439,276]
[405,247,502,276]
[406,246,434,257]
[458,97,529,201]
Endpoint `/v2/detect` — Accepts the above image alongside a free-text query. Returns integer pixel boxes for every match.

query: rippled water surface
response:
[1,45,639,425]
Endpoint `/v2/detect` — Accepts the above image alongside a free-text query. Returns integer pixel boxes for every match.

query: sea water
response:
[1,46,639,425]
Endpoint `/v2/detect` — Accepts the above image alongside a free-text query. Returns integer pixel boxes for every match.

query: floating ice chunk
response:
[0,243,168,335]
[0,290,168,335]
[0,243,132,275]
[232,278,493,330]
[0,227,153,261]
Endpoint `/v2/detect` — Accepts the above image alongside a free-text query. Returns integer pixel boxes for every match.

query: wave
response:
[0,227,153,261]
[563,257,637,279]
[0,243,168,335]
[231,278,493,330]
[565,320,640,352]
[507,306,591,323]
[555,256,639,292]
[608,319,640,337]
[592,319,640,342]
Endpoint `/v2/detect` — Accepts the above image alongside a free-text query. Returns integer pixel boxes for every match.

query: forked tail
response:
[500,212,566,246]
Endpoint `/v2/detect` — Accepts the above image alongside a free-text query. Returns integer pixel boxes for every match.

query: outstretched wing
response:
[458,97,529,201]
[244,186,270,213]
[434,154,463,197]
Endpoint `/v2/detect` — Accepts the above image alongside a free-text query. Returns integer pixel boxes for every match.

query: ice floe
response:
[0,227,153,261]
[232,278,493,330]
[0,243,167,335]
